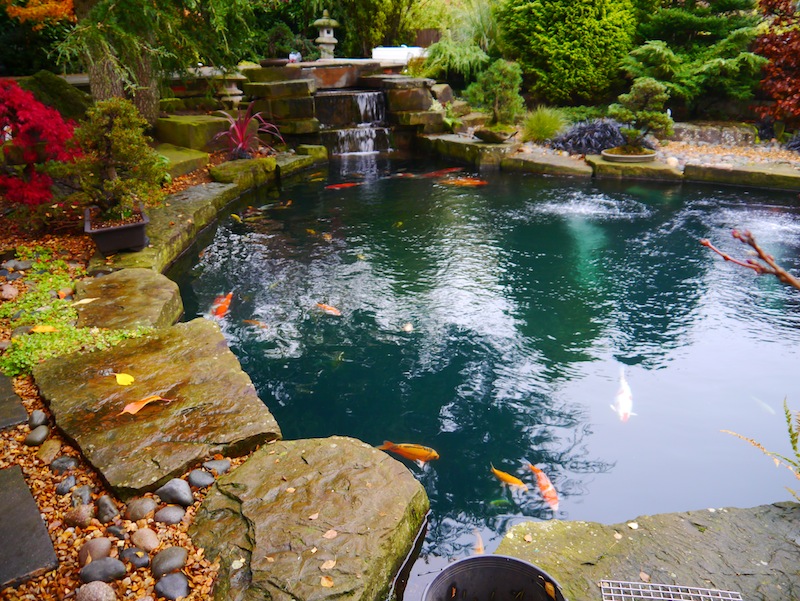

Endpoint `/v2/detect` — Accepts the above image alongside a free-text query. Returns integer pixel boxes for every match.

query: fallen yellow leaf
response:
[118,395,171,416]
[320,576,334,588]
[320,559,336,571]
[322,529,338,539]
[30,325,58,333]
[114,373,135,386]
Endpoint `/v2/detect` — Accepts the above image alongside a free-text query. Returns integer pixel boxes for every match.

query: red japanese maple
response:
[753,0,800,126]
[0,80,79,206]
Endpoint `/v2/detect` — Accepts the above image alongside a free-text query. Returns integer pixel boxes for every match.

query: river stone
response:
[187,469,215,488]
[36,439,61,464]
[76,580,117,601]
[125,497,157,520]
[155,572,190,600]
[202,459,231,475]
[55,475,76,495]
[72,485,93,506]
[78,537,112,567]
[65,504,95,528]
[107,526,127,540]
[151,546,188,578]
[24,424,49,446]
[190,436,429,601]
[131,528,160,552]
[79,557,126,583]
[74,269,183,330]
[96,495,119,523]
[120,547,150,569]
[51,455,79,474]
[496,502,800,601]
[32,318,281,499]
[154,478,193,506]
[154,505,185,525]
[28,409,48,428]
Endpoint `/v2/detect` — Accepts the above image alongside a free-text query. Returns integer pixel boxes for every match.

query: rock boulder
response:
[190,436,430,601]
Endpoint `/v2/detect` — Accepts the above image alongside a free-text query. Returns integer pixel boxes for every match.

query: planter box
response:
[84,208,150,254]
[601,148,657,163]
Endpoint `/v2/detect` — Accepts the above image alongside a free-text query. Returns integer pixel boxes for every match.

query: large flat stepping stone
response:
[32,318,281,499]
[0,465,59,587]
[190,436,430,601]
[0,374,27,431]
[496,502,800,601]
[75,268,183,329]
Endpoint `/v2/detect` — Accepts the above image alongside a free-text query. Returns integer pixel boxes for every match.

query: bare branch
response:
[700,230,800,291]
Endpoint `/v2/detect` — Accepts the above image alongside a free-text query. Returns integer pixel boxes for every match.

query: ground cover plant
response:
[522,106,567,143]
[549,119,626,155]
[0,247,151,376]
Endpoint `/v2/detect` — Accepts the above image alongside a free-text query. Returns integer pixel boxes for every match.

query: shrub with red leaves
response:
[0,80,79,206]
[754,0,800,127]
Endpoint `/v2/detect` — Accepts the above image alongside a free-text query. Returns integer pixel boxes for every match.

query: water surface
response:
[170,157,800,596]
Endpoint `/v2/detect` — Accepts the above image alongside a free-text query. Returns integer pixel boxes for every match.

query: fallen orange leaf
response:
[320,576,334,587]
[322,529,338,539]
[118,395,171,416]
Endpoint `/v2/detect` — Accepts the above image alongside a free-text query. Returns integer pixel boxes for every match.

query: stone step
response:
[0,374,27,432]
[0,465,59,588]
[155,143,209,178]
[154,115,230,151]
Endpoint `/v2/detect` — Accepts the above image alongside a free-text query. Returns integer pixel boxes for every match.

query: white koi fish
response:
[611,367,635,422]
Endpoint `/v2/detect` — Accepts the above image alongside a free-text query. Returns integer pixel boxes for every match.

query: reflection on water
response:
[170,158,800,597]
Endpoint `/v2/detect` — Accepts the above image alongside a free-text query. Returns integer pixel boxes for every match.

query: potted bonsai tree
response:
[75,98,167,253]
[604,77,674,162]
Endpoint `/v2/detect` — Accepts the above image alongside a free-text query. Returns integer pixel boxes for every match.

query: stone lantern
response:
[314,10,339,60]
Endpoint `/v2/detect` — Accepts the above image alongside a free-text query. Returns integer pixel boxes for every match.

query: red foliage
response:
[754,0,800,126]
[0,80,79,206]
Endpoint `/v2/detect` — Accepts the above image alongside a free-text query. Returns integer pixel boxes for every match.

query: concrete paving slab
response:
[0,374,27,432]
[0,465,59,588]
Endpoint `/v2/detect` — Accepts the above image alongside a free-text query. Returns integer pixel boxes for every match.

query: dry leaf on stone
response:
[309,512,319,520]
[320,576,334,587]
[613,532,623,540]
[639,571,651,583]
[320,559,336,571]
[30,325,58,333]
[323,529,338,539]
[114,373,135,386]
[119,395,171,416]
[231,558,245,570]
[72,297,99,306]
[523,534,533,543]
[627,522,639,530]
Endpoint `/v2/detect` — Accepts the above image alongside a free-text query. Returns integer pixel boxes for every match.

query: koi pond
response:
[169,156,800,597]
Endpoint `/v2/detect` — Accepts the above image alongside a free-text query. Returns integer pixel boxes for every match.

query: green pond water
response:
[170,156,800,597]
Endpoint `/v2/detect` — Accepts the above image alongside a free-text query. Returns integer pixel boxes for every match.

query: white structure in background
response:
[371,45,426,65]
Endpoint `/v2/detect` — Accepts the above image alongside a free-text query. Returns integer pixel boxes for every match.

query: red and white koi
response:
[611,367,635,422]
[529,464,559,512]
[211,292,233,318]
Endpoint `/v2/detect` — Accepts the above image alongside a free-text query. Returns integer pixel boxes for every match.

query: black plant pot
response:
[84,207,150,254]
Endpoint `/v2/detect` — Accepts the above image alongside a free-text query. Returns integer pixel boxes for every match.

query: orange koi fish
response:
[211,292,233,318]
[420,167,464,178]
[473,529,485,555]
[377,441,440,463]
[441,177,489,187]
[529,464,559,511]
[490,464,528,491]
[317,303,342,316]
[243,319,268,329]
[325,182,362,190]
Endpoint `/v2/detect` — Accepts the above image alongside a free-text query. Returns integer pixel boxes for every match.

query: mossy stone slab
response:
[250,96,316,121]
[191,436,429,601]
[242,65,310,83]
[88,182,240,275]
[275,118,320,135]
[154,115,230,151]
[684,162,800,191]
[496,502,800,601]
[276,154,315,179]
[75,268,183,329]
[359,74,435,90]
[209,157,278,189]
[419,133,519,168]
[155,143,209,178]
[17,70,91,121]
[387,88,433,112]
[392,111,445,134]
[32,318,281,499]
[586,154,684,181]
[0,375,27,432]
[501,154,593,178]
[296,144,328,162]
[243,79,316,99]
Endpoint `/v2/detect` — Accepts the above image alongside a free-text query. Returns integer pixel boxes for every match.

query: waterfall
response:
[315,90,392,155]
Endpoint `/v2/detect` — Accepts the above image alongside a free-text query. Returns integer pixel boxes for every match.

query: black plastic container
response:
[422,555,567,601]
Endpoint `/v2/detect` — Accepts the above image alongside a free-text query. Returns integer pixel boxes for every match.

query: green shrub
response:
[522,106,567,143]
[464,59,526,125]
[68,98,166,221]
[496,0,637,104]
[607,77,674,149]
[422,32,489,82]
[559,105,608,124]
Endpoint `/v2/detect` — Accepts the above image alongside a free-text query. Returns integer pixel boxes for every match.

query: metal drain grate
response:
[600,580,743,601]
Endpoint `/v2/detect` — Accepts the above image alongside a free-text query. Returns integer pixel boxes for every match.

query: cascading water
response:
[315,89,392,155]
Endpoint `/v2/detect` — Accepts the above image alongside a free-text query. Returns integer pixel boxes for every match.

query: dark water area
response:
[169,156,800,598]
